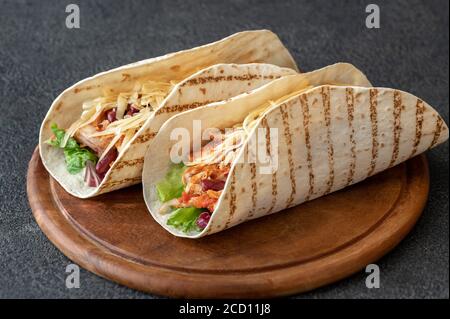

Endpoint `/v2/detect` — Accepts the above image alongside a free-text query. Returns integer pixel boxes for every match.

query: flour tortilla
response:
[39,30,298,198]
[143,63,448,238]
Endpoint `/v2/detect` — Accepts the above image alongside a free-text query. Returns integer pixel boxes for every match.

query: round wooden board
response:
[27,147,429,298]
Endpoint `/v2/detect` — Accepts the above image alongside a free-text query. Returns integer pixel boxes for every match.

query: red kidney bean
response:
[201,179,226,191]
[106,108,117,122]
[196,212,211,229]
[126,105,140,116]
[97,171,106,181]
[96,148,118,175]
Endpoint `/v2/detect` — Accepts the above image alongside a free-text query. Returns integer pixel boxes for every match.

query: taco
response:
[143,63,448,238]
[142,62,448,238]
[39,30,298,198]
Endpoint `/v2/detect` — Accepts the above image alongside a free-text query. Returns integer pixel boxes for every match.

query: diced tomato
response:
[179,191,192,204]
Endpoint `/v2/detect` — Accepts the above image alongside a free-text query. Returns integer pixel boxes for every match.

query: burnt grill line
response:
[279,104,297,208]
[345,88,356,187]
[101,176,141,189]
[135,132,157,144]
[410,99,425,157]
[321,86,335,195]
[114,158,144,170]
[299,94,314,201]
[430,116,444,149]
[389,91,403,167]
[367,89,379,177]
[179,74,279,87]
[155,101,212,115]
[261,117,277,214]
[224,170,237,229]
[247,140,258,220]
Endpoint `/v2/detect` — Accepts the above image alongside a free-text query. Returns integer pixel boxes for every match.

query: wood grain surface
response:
[27,147,430,298]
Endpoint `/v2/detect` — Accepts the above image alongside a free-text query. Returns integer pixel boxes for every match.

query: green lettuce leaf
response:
[64,148,98,174]
[46,123,98,174]
[156,163,187,202]
[47,123,79,149]
[167,207,202,233]
[46,123,65,147]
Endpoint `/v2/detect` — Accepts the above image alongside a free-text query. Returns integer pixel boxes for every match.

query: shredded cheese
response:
[65,79,176,157]
[185,128,246,166]
[185,86,315,167]
[116,94,129,120]
[98,129,123,163]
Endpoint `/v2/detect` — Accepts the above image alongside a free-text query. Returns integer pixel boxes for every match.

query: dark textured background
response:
[0,0,448,299]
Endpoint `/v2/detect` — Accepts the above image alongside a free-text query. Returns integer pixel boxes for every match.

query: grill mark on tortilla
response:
[135,131,157,144]
[246,144,258,220]
[114,158,144,170]
[121,73,131,82]
[55,102,63,111]
[261,117,277,213]
[389,91,403,167]
[180,74,279,87]
[345,88,356,186]
[73,85,98,93]
[43,119,52,130]
[367,89,379,176]
[299,94,314,201]
[247,162,258,219]
[155,101,211,115]
[279,104,296,208]
[224,170,237,229]
[203,221,213,235]
[101,176,141,189]
[321,86,334,195]
[410,99,425,157]
[430,115,444,149]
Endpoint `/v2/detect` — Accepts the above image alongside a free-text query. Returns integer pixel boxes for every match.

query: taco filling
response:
[155,86,312,234]
[46,80,175,187]
[155,126,243,233]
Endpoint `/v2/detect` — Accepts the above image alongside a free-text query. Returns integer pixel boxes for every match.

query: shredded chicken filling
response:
[63,80,176,161]
[169,86,315,214]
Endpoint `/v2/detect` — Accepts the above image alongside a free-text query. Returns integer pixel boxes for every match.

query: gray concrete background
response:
[0,0,448,298]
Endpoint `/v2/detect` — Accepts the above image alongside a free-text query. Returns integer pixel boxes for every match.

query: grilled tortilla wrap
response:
[39,30,298,198]
[143,63,450,238]
[143,64,448,238]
